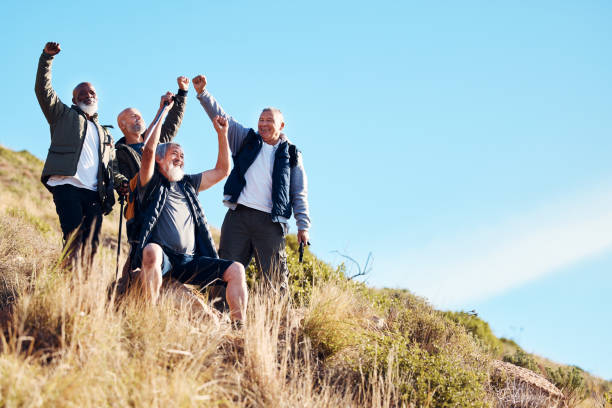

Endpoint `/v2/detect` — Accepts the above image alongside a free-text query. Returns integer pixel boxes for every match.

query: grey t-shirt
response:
[140,173,202,255]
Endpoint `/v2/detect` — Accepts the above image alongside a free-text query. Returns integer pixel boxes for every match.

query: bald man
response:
[35,42,126,259]
[115,76,189,181]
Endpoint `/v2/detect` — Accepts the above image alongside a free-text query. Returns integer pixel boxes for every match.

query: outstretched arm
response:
[192,75,250,154]
[198,116,231,192]
[139,93,174,187]
[35,42,66,126]
[160,76,189,143]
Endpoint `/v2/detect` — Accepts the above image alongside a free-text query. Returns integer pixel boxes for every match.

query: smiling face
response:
[72,82,98,116]
[117,108,146,144]
[72,82,97,105]
[156,143,185,182]
[258,109,285,145]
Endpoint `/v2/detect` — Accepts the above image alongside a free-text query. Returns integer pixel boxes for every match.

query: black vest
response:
[130,171,218,269]
[223,129,298,221]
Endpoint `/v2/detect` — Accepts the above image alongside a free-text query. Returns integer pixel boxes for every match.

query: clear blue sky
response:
[1,1,610,379]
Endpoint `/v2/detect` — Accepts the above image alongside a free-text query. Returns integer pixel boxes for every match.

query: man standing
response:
[192,75,311,291]
[35,42,126,257]
[115,76,190,181]
[132,95,247,322]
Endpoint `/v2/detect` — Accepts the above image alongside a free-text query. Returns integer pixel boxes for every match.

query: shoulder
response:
[182,173,202,190]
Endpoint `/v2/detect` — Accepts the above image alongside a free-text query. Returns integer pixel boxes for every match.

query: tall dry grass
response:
[0,207,411,407]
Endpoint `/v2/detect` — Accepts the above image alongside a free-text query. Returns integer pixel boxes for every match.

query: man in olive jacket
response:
[35,41,126,258]
[115,76,190,181]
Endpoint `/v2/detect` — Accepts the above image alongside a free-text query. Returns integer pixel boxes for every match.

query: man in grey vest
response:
[192,75,311,291]
[35,42,126,259]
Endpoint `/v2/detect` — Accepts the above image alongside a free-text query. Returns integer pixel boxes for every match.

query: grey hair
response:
[262,107,284,123]
[156,142,181,160]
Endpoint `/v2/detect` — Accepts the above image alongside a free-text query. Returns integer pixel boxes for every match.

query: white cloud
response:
[384,184,612,309]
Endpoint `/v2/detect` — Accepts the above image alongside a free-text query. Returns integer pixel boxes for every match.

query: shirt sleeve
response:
[186,173,203,192]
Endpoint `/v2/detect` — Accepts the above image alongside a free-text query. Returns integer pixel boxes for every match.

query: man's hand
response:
[213,115,228,135]
[177,76,189,91]
[44,42,61,56]
[117,180,129,199]
[297,230,310,246]
[160,92,174,110]
[192,75,207,94]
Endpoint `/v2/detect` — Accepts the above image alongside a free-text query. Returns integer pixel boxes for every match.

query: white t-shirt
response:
[47,120,101,191]
[237,140,279,213]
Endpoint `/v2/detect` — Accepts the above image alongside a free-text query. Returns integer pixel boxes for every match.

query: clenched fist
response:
[44,42,61,56]
[213,115,228,135]
[160,92,175,109]
[192,75,207,94]
[177,76,189,91]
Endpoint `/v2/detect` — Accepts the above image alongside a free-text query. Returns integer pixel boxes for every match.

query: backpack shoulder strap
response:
[288,143,299,168]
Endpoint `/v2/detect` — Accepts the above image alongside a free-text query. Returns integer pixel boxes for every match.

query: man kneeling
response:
[131,95,247,322]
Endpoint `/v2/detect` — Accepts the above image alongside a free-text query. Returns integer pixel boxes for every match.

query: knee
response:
[142,244,162,268]
[224,262,245,284]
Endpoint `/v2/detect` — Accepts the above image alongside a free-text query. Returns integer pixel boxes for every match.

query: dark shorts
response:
[159,245,233,288]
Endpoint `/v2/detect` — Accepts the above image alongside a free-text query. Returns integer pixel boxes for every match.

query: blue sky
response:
[1,1,610,379]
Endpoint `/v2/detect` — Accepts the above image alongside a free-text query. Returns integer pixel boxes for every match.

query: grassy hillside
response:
[0,145,610,407]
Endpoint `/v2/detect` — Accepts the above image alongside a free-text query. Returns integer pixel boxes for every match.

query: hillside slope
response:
[0,145,610,407]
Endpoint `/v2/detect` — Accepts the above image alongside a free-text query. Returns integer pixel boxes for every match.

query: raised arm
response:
[159,76,189,143]
[139,93,173,187]
[35,42,67,126]
[192,75,250,154]
[198,116,231,192]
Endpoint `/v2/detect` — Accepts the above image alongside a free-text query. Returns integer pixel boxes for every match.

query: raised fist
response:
[192,75,207,94]
[213,115,228,134]
[160,91,174,109]
[177,76,189,91]
[44,42,61,56]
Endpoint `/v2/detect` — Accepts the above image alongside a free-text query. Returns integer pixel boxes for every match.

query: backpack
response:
[123,174,141,242]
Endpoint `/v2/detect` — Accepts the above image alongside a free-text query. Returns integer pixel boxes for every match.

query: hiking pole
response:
[115,194,125,279]
[299,240,311,263]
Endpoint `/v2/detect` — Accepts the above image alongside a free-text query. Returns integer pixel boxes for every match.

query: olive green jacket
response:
[35,52,126,206]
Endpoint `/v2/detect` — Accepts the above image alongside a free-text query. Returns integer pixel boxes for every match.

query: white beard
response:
[165,165,184,182]
[78,101,98,116]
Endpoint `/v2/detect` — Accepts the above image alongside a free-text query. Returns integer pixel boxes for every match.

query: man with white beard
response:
[129,95,247,323]
[35,41,126,258]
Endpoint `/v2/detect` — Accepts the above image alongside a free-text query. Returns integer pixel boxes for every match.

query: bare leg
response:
[139,243,164,303]
[223,262,248,321]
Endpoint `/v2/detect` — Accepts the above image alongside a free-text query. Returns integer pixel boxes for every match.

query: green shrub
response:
[444,311,503,356]
[545,365,585,400]
[362,340,490,407]
[502,348,540,373]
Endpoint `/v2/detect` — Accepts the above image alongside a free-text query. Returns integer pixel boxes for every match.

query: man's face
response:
[118,108,146,143]
[157,145,185,182]
[258,110,284,144]
[72,82,98,116]
[72,82,97,106]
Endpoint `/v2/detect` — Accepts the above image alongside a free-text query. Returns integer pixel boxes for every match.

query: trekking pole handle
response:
[299,240,310,263]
